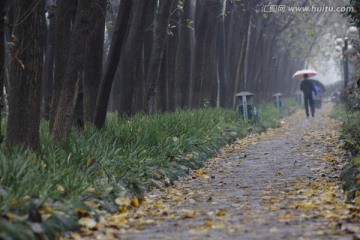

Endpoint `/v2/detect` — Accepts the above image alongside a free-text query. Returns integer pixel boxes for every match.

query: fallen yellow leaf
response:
[5,213,14,221]
[115,196,131,206]
[78,217,97,229]
[75,208,89,216]
[185,210,196,218]
[278,214,293,219]
[194,169,205,177]
[216,209,227,216]
[131,197,140,207]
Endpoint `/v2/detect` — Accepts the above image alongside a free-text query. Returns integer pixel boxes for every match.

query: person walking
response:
[300,74,317,117]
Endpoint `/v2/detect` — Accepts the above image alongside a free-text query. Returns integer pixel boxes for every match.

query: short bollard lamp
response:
[272,93,283,109]
[294,91,302,105]
[236,92,255,120]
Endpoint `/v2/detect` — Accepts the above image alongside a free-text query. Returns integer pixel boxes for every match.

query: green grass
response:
[332,99,360,201]
[0,100,299,239]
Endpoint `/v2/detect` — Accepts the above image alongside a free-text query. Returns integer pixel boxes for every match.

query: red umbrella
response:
[292,69,318,80]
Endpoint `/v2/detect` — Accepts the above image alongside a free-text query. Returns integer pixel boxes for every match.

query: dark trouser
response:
[304,95,315,117]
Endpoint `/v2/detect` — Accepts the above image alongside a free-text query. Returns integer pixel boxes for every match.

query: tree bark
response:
[144,0,175,114]
[0,0,5,141]
[6,0,45,151]
[93,0,132,128]
[175,0,194,109]
[117,0,149,116]
[49,0,76,131]
[190,3,206,108]
[83,0,106,122]
[42,3,56,120]
[164,0,180,112]
[131,0,157,113]
[51,0,96,144]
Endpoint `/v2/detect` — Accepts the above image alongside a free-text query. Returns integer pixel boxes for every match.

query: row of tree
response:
[0,0,349,151]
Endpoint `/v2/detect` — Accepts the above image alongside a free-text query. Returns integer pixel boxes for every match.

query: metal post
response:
[344,37,349,88]
[276,95,280,109]
[242,96,248,119]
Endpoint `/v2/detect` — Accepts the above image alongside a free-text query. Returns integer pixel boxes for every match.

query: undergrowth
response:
[331,86,360,201]
[0,99,299,239]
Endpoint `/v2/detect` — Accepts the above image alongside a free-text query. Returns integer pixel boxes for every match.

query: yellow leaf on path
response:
[107,214,127,225]
[185,210,196,218]
[194,169,205,177]
[204,221,215,227]
[212,222,225,229]
[75,208,89,216]
[78,217,97,229]
[243,211,252,216]
[153,203,165,209]
[131,197,140,207]
[278,214,293,219]
[269,227,278,233]
[268,205,278,211]
[216,209,227,216]
[115,196,131,206]
[324,213,341,219]
[118,205,130,213]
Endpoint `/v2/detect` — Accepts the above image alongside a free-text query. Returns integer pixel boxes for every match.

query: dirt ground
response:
[68,103,360,240]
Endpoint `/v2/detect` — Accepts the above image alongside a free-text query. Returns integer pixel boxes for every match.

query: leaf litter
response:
[62,104,360,240]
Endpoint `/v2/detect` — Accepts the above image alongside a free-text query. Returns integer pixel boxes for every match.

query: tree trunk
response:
[49,0,76,131]
[0,0,5,141]
[42,4,56,120]
[51,0,96,144]
[202,2,220,107]
[83,0,106,122]
[6,0,45,151]
[175,0,194,109]
[164,0,180,112]
[93,0,132,128]
[144,0,175,114]
[117,0,149,116]
[191,3,206,108]
[133,0,157,113]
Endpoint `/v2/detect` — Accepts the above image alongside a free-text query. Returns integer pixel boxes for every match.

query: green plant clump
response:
[332,87,360,201]
[0,100,298,239]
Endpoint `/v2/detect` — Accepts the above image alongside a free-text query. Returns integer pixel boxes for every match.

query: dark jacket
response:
[300,79,316,98]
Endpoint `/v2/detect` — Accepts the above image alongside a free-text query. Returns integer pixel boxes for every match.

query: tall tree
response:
[49,0,76,131]
[144,0,175,114]
[163,0,180,112]
[42,0,57,120]
[94,0,132,128]
[116,0,149,116]
[83,0,106,122]
[191,0,221,108]
[6,0,45,150]
[175,0,194,109]
[0,0,5,141]
[51,0,96,144]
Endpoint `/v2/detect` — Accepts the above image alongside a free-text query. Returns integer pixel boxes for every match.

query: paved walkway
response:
[69,104,360,240]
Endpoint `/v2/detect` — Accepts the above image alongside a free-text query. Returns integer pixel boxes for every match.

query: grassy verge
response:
[0,99,299,239]
[331,101,360,201]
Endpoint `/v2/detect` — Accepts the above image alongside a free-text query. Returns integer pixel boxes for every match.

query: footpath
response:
[67,104,360,240]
